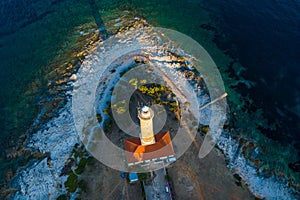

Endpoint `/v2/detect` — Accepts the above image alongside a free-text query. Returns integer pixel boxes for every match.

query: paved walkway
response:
[144,168,172,200]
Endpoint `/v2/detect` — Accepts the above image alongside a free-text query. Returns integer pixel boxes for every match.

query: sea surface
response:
[0,0,299,198]
[206,0,300,143]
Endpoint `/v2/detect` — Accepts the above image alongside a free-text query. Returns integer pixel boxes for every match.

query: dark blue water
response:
[206,0,300,144]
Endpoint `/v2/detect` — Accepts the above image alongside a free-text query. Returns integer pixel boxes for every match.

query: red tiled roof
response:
[124,131,175,164]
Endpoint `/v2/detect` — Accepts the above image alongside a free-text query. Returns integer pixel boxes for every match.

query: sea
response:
[0,0,299,198]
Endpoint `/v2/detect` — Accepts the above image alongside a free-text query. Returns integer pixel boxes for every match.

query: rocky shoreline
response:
[1,14,103,200]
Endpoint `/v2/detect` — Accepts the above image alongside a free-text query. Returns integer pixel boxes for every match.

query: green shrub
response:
[75,158,87,174]
[65,171,78,193]
[56,194,68,200]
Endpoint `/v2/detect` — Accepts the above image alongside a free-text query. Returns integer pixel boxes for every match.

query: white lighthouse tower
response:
[138,106,156,145]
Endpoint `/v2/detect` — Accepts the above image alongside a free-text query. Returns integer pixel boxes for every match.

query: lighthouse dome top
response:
[139,106,153,119]
[142,106,149,112]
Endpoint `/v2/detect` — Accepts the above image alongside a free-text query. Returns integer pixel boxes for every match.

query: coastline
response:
[1,2,299,199]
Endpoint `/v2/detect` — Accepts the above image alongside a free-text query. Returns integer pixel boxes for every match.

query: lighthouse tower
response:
[124,105,175,167]
[138,106,155,145]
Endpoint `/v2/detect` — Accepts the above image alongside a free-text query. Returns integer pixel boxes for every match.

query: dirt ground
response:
[79,159,143,200]
[167,132,255,200]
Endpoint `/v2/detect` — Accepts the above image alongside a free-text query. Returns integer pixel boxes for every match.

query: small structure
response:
[129,172,139,183]
[124,106,176,167]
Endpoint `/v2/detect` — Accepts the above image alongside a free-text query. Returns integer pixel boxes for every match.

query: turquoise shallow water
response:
[0,0,299,197]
